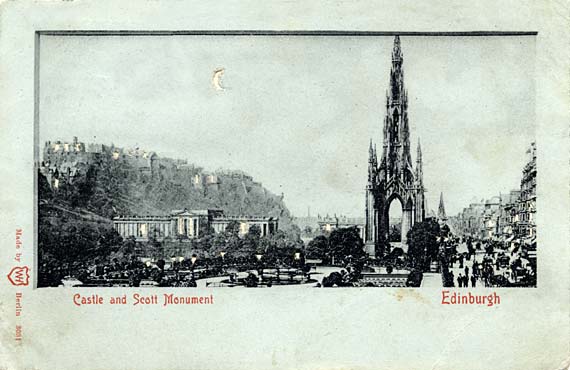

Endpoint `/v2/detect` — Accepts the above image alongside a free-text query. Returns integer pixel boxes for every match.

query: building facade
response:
[365,36,426,257]
[113,209,278,241]
[450,201,484,238]
[516,142,537,239]
[450,142,536,245]
[497,190,521,239]
[482,196,501,239]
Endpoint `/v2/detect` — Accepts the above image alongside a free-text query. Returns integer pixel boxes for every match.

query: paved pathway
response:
[196,265,414,288]
[196,266,343,288]
[420,273,443,288]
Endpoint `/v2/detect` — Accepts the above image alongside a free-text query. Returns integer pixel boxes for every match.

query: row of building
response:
[449,142,536,246]
[317,215,366,240]
[113,209,279,242]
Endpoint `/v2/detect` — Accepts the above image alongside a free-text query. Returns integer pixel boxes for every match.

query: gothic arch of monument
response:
[364,36,426,257]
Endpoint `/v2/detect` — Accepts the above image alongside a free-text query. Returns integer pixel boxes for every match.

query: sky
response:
[39,35,536,218]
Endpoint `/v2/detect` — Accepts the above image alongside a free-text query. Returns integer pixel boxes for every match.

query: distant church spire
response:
[438,192,447,221]
[416,138,423,185]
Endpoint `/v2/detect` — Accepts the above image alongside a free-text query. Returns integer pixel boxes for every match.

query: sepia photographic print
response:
[37,33,537,290]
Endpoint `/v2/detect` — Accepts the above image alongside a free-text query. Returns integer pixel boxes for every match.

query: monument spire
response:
[392,35,403,63]
[384,35,413,183]
[364,35,425,258]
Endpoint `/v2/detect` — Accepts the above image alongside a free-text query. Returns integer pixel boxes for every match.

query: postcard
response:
[0,1,568,370]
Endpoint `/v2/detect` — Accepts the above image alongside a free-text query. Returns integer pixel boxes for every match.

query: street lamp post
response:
[144,260,152,280]
[220,251,226,274]
[294,251,304,281]
[191,255,197,280]
[175,257,183,284]
[255,253,263,283]
[294,251,301,269]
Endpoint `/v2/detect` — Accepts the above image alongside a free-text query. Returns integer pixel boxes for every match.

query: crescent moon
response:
[212,68,225,91]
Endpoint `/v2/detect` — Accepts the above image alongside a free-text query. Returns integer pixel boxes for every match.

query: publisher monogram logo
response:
[7,266,30,286]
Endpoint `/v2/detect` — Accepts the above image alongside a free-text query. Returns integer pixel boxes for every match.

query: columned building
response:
[113,209,278,241]
[365,36,426,257]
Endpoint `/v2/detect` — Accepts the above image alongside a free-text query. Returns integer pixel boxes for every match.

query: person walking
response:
[470,274,476,287]
[457,273,463,288]
[464,265,469,279]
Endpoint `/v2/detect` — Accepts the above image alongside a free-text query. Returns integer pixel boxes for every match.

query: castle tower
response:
[364,36,426,258]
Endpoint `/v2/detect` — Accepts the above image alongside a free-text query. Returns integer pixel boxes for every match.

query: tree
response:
[208,231,229,257]
[69,165,97,208]
[213,224,246,258]
[306,235,328,261]
[247,224,261,238]
[38,171,53,202]
[99,228,123,251]
[406,219,440,271]
[328,227,365,264]
[288,224,302,241]
[263,230,298,264]
[225,220,240,237]
[193,232,216,257]
[146,236,164,259]
[243,224,261,256]
[121,235,137,256]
